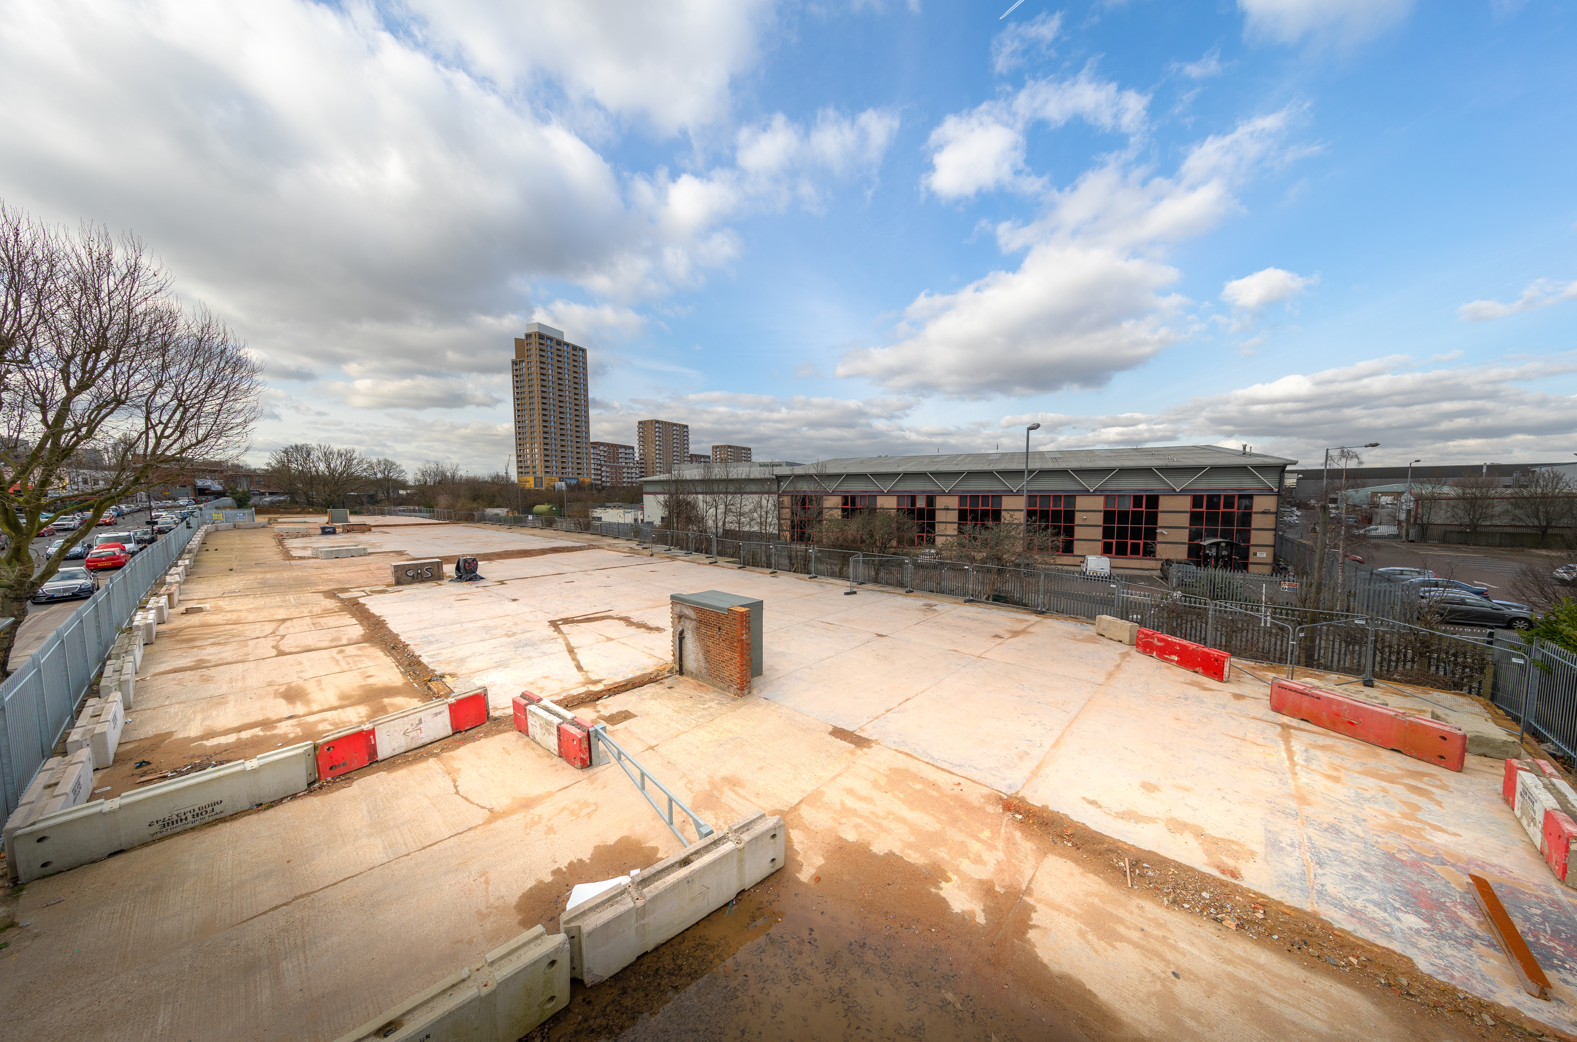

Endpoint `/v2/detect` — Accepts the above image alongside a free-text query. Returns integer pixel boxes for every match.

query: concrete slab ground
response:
[0,522,1568,1041]
[355,528,1577,1032]
[91,527,437,796]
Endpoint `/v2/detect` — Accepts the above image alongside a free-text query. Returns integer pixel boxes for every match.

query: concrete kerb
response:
[561,810,785,985]
[331,925,570,1042]
[11,742,317,883]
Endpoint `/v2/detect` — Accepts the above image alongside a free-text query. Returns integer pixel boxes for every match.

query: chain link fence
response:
[0,520,200,815]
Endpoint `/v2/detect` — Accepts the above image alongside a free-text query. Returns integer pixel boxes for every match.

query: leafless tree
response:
[366,457,407,504]
[1409,479,1450,535]
[265,443,371,507]
[414,460,461,487]
[1507,470,1577,548]
[1509,561,1577,615]
[1451,472,1505,545]
[0,203,261,673]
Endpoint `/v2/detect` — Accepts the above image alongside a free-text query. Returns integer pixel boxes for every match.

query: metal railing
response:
[1490,639,1577,763]
[352,506,1507,697]
[0,520,200,815]
[590,724,713,847]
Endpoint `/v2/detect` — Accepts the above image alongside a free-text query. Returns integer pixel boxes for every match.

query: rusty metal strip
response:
[1469,872,1551,999]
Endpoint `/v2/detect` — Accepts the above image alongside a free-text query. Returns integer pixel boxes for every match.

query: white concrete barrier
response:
[1095,614,1139,645]
[313,545,368,559]
[163,582,180,608]
[136,611,156,643]
[11,742,317,883]
[526,702,572,755]
[151,594,169,624]
[561,810,785,985]
[373,701,454,758]
[331,926,569,1042]
[4,749,94,881]
[66,696,124,767]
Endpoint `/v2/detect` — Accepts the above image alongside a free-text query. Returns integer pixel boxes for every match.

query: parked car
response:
[132,529,156,548]
[84,545,129,570]
[1422,590,1533,629]
[32,566,98,603]
[96,513,117,525]
[153,517,176,534]
[45,538,89,561]
[1556,563,1577,585]
[94,531,144,555]
[46,516,80,533]
[1404,576,1491,597]
[1357,524,1398,537]
[1377,567,1436,580]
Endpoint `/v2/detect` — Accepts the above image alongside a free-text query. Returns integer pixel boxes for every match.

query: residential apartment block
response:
[636,419,690,478]
[688,453,710,465]
[590,441,637,487]
[711,444,752,464]
[511,323,589,488]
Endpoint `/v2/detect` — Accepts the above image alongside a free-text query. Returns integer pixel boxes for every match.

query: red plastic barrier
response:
[511,692,542,734]
[1506,758,1533,807]
[1270,679,1466,772]
[447,690,488,732]
[1135,628,1231,682]
[317,728,377,780]
[1545,809,1577,883]
[558,718,592,769]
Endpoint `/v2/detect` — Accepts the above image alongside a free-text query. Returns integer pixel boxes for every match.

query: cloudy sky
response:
[2,0,1573,474]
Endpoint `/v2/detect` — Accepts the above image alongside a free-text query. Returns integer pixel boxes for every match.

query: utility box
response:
[669,591,764,697]
[327,508,350,524]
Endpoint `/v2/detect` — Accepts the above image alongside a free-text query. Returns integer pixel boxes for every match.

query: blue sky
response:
[0,0,1572,473]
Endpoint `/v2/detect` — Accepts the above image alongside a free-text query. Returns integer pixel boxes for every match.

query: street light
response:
[1403,459,1421,543]
[1316,442,1378,607]
[1024,423,1041,553]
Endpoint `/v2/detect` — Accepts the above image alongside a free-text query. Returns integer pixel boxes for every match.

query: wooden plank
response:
[1469,872,1552,999]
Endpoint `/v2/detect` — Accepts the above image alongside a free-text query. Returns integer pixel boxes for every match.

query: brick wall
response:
[671,601,753,696]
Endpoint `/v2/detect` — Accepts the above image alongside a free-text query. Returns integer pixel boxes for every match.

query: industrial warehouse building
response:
[641,444,1294,573]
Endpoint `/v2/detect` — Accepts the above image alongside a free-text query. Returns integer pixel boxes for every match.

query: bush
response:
[1528,598,1577,654]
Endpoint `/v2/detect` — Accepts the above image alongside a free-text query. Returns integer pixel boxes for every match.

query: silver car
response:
[32,567,98,603]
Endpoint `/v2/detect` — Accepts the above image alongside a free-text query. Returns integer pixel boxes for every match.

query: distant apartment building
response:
[511,323,589,488]
[590,441,637,487]
[688,453,711,465]
[636,419,690,477]
[711,445,752,464]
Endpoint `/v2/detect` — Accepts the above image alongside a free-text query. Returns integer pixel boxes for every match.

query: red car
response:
[96,513,117,526]
[84,545,129,570]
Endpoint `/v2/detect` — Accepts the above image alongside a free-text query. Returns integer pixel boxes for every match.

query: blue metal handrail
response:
[590,723,713,847]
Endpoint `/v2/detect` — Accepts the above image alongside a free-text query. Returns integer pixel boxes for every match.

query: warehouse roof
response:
[800,444,1295,473]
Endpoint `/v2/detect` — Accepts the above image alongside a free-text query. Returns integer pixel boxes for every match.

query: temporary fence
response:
[0,520,200,816]
[352,507,1505,697]
[1489,639,1577,764]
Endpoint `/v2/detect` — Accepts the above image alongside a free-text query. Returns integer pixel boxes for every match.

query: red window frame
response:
[1101,493,1159,558]
[1026,494,1075,553]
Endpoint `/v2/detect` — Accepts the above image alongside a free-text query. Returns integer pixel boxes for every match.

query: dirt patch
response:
[451,545,591,567]
[827,725,874,748]
[337,591,448,691]
[1002,793,1570,1040]
[559,665,679,710]
[597,709,638,727]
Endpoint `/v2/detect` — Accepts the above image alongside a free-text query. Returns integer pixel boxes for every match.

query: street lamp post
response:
[1024,423,1040,554]
[1403,459,1421,543]
[1314,442,1378,610]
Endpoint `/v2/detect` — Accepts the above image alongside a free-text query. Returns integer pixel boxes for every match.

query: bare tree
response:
[1507,470,1577,548]
[366,457,406,504]
[0,204,261,673]
[414,460,461,487]
[1451,472,1505,545]
[1409,479,1450,535]
[265,443,371,507]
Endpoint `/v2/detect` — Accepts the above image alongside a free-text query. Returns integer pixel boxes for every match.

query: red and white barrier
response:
[513,692,602,770]
[1270,678,1466,772]
[1503,757,1577,886]
[315,686,489,781]
[1135,628,1231,682]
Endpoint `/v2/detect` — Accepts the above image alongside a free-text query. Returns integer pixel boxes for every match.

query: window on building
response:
[1187,494,1254,568]
[1026,494,1075,554]
[841,494,876,518]
[789,494,822,543]
[1102,494,1159,558]
[896,494,936,545]
[957,494,1002,543]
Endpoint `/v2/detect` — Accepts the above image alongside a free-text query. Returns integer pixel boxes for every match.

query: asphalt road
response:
[13,505,162,660]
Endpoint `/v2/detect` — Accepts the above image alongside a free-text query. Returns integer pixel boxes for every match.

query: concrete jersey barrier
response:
[11,742,317,883]
[331,925,569,1042]
[315,688,488,781]
[1270,678,1467,772]
[561,810,785,985]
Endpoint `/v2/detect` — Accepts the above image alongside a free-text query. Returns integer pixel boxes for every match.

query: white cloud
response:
[1457,277,1577,322]
[0,1,895,396]
[991,10,1063,74]
[1222,267,1315,310]
[1220,266,1316,330]
[1239,0,1414,48]
[1175,50,1225,80]
[850,109,1300,397]
[924,68,1149,199]
[1000,354,1577,464]
[328,377,502,411]
[396,0,776,136]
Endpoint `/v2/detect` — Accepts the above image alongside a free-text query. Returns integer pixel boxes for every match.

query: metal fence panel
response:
[0,520,199,815]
